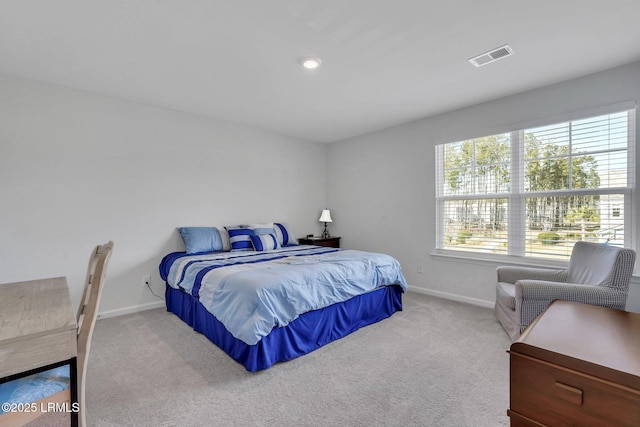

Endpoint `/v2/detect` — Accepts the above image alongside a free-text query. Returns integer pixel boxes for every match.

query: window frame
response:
[435,105,636,261]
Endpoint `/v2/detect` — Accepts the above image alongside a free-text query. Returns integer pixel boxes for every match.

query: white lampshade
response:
[318,209,332,223]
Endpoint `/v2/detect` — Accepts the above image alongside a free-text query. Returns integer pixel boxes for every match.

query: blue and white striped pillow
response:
[226,227,255,252]
[250,233,280,252]
[274,223,298,246]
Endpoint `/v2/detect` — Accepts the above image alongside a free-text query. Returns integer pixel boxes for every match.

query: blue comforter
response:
[0,366,70,413]
[161,246,408,345]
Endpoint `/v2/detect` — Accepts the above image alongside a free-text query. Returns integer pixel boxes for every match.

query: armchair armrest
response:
[516,280,628,306]
[497,266,567,284]
[514,280,628,328]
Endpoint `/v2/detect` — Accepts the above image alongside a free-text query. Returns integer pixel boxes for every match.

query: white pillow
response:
[248,222,275,235]
[218,227,231,251]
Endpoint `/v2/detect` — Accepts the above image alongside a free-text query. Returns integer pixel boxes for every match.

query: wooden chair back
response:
[0,241,113,427]
[76,241,113,427]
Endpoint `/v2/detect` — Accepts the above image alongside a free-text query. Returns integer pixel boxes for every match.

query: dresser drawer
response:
[510,353,640,426]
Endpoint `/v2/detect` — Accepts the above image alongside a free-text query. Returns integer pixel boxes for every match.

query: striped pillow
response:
[250,233,280,252]
[274,223,298,246]
[226,227,255,252]
[249,222,276,236]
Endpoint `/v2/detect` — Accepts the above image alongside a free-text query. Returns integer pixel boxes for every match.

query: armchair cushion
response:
[567,242,621,286]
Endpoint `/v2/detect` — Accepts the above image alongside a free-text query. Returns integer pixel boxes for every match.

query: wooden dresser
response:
[508,300,640,427]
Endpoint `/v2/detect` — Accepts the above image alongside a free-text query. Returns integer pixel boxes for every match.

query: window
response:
[435,109,635,260]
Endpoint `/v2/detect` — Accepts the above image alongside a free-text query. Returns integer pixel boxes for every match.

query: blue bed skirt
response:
[165,284,403,371]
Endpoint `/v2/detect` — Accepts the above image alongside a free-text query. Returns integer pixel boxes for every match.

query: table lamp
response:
[319,209,332,238]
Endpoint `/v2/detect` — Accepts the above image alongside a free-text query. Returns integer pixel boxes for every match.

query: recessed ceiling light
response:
[299,57,322,70]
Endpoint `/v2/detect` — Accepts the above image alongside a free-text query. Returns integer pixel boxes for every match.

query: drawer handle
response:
[555,381,583,406]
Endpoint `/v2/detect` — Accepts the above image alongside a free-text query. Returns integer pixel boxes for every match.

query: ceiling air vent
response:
[468,44,514,67]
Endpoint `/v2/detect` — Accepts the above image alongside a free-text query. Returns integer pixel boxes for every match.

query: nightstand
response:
[298,236,341,248]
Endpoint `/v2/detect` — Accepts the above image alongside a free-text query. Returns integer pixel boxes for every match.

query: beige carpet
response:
[86,292,512,426]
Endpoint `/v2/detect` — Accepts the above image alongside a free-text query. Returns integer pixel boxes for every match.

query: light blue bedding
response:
[166,247,408,345]
[0,366,70,413]
[166,246,332,294]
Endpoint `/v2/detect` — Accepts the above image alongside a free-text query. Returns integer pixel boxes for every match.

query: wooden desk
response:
[508,300,640,426]
[0,277,78,426]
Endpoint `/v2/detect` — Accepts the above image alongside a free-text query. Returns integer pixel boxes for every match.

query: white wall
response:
[328,61,640,312]
[0,73,328,316]
[3,61,639,318]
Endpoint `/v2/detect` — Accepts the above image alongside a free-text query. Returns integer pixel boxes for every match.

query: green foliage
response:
[443,136,510,233]
[524,132,601,229]
[444,130,602,234]
[444,135,511,195]
[538,231,562,245]
[524,133,600,192]
[456,229,472,244]
[565,232,597,241]
[566,205,600,224]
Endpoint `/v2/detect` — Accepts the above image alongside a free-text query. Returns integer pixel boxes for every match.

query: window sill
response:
[430,249,640,282]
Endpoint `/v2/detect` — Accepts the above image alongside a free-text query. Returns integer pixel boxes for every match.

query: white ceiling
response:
[2,1,640,143]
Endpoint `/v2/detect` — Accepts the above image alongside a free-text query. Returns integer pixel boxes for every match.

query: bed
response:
[159,226,408,371]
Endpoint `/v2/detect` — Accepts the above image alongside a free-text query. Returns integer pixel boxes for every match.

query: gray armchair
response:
[495,241,636,341]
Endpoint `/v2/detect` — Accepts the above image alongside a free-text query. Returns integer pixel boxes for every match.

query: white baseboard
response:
[97,300,165,320]
[408,286,495,309]
[97,287,495,320]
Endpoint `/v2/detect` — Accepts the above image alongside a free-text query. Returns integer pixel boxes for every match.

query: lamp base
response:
[322,223,331,239]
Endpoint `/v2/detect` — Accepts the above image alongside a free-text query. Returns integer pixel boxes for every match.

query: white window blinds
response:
[436,108,635,260]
